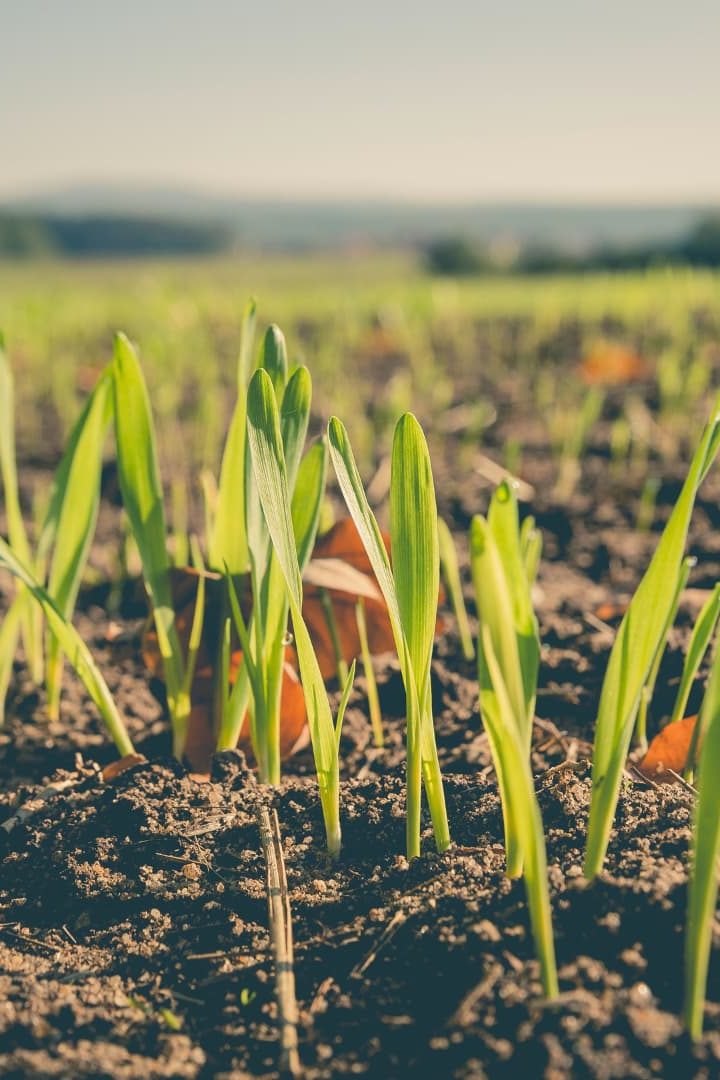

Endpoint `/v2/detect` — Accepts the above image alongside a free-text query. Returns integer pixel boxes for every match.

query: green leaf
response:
[208,300,258,575]
[238,297,257,389]
[390,414,439,711]
[0,538,134,758]
[0,336,41,681]
[584,396,720,879]
[0,335,32,565]
[112,333,186,752]
[328,415,449,858]
[480,622,558,998]
[247,368,341,854]
[0,593,22,724]
[261,324,288,399]
[677,584,720,731]
[43,369,113,716]
[684,639,720,1037]
[210,396,249,574]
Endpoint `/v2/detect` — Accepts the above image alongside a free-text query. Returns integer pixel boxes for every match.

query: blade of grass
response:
[684,639,720,1037]
[480,622,558,998]
[681,584,720,782]
[44,369,113,718]
[355,598,383,747]
[328,416,449,857]
[0,593,22,724]
[634,556,694,753]
[391,413,450,855]
[0,538,134,757]
[247,368,342,855]
[112,333,186,756]
[208,300,257,574]
[584,398,720,879]
[0,334,41,682]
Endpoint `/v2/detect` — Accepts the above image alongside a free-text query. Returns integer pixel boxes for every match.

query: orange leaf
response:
[637,715,698,783]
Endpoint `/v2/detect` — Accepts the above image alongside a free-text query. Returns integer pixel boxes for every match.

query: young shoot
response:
[470,480,540,875]
[681,583,720,783]
[469,480,557,998]
[0,538,134,758]
[634,556,694,754]
[245,367,353,855]
[328,414,450,860]
[584,398,720,880]
[684,637,720,1038]
[0,337,113,721]
[355,598,383,747]
[217,329,318,782]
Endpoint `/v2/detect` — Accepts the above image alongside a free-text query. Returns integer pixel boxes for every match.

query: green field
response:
[3,254,719,480]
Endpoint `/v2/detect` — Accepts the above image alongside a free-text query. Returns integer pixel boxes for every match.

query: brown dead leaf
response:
[637,715,698,783]
[101,754,147,783]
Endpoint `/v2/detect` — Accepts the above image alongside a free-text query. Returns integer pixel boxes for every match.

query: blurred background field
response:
[3,253,720,507]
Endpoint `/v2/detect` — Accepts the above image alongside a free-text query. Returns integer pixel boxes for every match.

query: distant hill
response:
[3,185,717,253]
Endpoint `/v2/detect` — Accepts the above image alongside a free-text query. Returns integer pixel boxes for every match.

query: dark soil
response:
[3,373,720,1077]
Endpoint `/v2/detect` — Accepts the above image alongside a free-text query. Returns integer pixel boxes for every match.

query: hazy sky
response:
[2,0,719,202]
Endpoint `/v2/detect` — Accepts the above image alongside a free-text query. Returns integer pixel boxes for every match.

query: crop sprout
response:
[328,414,450,859]
[584,396,720,880]
[0,335,112,721]
[684,635,720,1038]
[245,367,354,855]
[470,479,557,998]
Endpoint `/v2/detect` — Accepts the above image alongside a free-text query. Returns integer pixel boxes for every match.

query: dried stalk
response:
[257,804,301,1078]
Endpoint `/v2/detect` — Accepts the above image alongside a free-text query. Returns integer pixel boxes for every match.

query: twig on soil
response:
[1,758,99,836]
[447,962,503,1028]
[351,908,408,978]
[1,924,63,951]
[666,769,698,797]
[257,805,302,1079]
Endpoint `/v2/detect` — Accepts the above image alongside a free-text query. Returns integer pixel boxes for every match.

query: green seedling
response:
[684,637,720,1038]
[554,386,605,500]
[469,480,557,998]
[0,538,134,757]
[438,517,474,662]
[634,556,694,754]
[355,597,383,747]
[584,398,720,880]
[470,480,540,874]
[681,584,720,782]
[245,367,354,855]
[328,414,450,859]
[0,336,113,720]
[520,514,542,588]
[219,337,321,783]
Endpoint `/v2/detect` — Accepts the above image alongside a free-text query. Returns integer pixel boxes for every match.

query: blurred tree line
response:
[424,215,720,276]
[0,213,229,257]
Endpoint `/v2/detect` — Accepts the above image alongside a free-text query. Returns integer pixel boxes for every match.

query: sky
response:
[2,0,719,203]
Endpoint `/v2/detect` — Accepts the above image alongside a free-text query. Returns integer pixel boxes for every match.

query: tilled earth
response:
[3,404,720,1077]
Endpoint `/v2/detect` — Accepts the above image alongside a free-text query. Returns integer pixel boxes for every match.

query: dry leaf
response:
[637,715,698,783]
